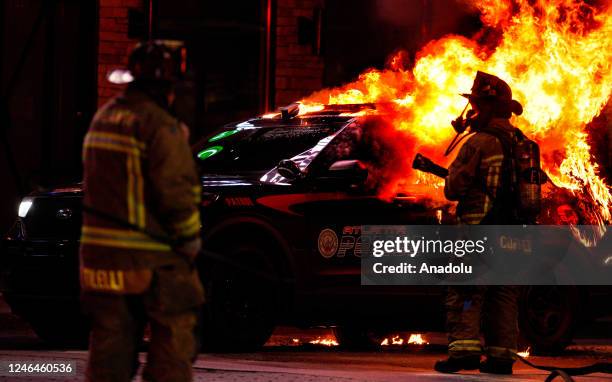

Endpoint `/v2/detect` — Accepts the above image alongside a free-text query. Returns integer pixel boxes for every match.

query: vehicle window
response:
[307,117,408,180]
[307,122,368,175]
[194,124,344,173]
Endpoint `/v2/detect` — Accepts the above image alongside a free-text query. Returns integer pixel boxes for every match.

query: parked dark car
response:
[1,104,610,352]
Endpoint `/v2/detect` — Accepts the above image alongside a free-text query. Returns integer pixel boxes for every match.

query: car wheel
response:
[519,286,579,355]
[198,231,281,352]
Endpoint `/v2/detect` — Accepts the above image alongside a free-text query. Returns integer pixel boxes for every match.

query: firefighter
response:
[434,71,524,375]
[80,41,203,382]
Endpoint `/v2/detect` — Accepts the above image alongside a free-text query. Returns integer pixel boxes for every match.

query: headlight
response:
[18,197,33,218]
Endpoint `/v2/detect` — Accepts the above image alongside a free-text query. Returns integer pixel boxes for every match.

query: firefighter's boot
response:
[434,356,481,373]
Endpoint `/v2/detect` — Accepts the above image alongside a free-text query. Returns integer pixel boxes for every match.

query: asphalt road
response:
[0,296,610,381]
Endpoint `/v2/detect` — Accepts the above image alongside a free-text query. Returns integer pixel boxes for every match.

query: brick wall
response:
[97,0,144,106]
[96,0,326,108]
[275,0,325,107]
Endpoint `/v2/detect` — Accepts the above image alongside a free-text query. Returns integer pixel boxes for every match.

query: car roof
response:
[225,103,382,129]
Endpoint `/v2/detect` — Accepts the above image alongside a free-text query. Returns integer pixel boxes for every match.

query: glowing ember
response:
[309,337,339,347]
[517,347,531,358]
[301,0,612,226]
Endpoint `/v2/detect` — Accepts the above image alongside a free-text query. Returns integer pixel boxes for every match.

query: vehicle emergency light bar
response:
[280,103,300,120]
[277,102,381,121]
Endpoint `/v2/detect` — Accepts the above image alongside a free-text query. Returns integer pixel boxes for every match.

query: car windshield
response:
[194,122,347,173]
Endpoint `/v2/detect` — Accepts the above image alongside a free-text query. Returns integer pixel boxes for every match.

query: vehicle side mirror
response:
[277,159,304,180]
[327,160,368,184]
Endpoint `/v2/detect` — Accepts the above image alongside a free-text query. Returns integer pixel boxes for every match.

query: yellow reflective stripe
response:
[486,166,499,187]
[133,154,145,227]
[126,155,136,225]
[449,340,482,353]
[462,213,486,218]
[83,226,150,237]
[450,347,482,352]
[174,210,201,237]
[484,195,490,214]
[88,131,146,150]
[82,236,171,251]
[81,226,171,251]
[192,185,202,203]
[482,154,504,164]
[450,339,481,345]
[84,141,140,156]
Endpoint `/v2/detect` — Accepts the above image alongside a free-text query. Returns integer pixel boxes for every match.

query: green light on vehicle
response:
[208,129,238,142]
[197,145,223,160]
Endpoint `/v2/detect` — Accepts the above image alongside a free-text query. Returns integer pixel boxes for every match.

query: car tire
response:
[198,230,282,352]
[518,286,580,355]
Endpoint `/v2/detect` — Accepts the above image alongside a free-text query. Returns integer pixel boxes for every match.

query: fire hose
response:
[515,353,612,381]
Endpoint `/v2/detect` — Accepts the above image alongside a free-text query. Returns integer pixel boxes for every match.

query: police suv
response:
[1,104,608,353]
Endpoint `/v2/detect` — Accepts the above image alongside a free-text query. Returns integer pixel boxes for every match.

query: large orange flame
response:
[301,0,612,224]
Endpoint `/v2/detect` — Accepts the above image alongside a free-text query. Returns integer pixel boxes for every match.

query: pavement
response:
[0,295,610,381]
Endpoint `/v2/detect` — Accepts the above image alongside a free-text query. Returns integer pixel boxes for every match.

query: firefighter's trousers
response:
[446,285,520,361]
[82,264,203,382]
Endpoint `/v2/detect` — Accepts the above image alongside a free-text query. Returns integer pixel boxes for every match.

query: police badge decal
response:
[318,228,339,259]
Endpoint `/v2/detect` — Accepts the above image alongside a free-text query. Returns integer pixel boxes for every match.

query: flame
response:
[309,336,339,346]
[298,102,325,115]
[407,333,429,345]
[517,347,531,358]
[380,333,429,346]
[301,0,612,224]
[261,112,280,119]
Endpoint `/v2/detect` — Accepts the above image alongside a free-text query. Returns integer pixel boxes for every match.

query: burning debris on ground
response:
[380,333,430,347]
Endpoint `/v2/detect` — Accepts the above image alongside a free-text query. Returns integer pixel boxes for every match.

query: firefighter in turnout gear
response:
[434,71,527,375]
[80,41,204,382]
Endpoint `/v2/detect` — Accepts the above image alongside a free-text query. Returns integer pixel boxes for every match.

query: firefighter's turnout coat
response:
[444,118,516,225]
[80,86,201,294]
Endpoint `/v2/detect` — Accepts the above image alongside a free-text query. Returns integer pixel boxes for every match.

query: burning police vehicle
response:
[2,103,610,353]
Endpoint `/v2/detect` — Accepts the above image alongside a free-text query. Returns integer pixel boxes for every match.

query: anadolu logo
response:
[318,228,339,258]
